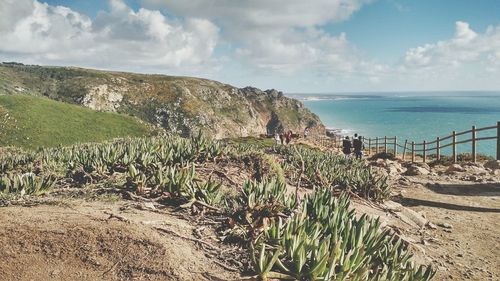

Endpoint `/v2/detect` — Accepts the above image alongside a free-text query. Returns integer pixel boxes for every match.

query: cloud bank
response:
[0,0,218,71]
[0,0,499,91]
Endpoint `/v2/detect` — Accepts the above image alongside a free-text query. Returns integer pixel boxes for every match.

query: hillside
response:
[0,95,151,148]
[0,63,324,138]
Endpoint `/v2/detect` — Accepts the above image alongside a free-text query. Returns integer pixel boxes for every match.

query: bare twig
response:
[213,260,240,272]
[104,211,131,224]
[101,260,121,276]
[213,170,239,187]
[154,227,218,251]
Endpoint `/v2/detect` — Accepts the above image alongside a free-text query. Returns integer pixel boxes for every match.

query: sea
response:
[290,92,500,158]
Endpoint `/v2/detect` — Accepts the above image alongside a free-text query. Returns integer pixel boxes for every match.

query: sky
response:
[1,0,499,93]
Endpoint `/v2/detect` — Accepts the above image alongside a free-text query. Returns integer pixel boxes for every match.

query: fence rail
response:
[312,121,500,163]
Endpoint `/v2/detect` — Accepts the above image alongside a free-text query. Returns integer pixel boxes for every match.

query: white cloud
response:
[141,0,378,76]
[0,0,219,70]
[142,0,371,29]
[404,21,500,71]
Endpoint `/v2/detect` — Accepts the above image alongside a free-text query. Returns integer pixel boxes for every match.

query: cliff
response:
[0,63,324,138]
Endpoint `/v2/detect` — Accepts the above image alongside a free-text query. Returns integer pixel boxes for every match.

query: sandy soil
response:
[395,181,499,281]
[0,200,241,281]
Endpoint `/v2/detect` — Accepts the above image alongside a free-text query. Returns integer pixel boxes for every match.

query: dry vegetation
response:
[0,135,439,280]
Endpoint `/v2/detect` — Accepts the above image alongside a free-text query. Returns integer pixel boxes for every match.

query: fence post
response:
[376,137,379,154]
[436,137,440,161]
[402,140,407,160]
[368,138,371,156]
[423,140,427,163]
[411,141,415,163]
[394,136,397,158]
[452,131,457,163]
[384,136,387,153]
[497,121,500,160]
[472,126,476,163]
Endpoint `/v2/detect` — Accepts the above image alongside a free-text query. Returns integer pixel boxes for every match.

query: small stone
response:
[484,160,500,170]
[427,222,438,229]
[437,222,453,229]
[143,202,156,210]
[404,165,430,176]
[446,164,466,174]
[438,266,448,272]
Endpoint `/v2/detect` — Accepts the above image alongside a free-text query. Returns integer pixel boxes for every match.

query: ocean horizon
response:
[290,92,500,158]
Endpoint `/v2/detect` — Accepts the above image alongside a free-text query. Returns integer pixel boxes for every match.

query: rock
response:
[383,200,403,212]
[437,222,453,229]
[427,222,438,229]
[417,162,431,171]
[484,160,500,170]
[404,164,430,176]
[143,202,156,210]
[387,162,406,176]
[446,164,466,174]
[402,207,429,228]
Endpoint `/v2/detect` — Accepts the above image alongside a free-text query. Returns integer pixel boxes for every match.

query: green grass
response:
[223,136,275,148]
[0,95,151,148]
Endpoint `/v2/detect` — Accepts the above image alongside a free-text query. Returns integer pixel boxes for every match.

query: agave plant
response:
[276,145,390,201]
[249,188,435,281]
[0,172,56,195]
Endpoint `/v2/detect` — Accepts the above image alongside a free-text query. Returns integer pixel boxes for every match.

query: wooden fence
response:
[361,121,500,163]
[310,121,500,163]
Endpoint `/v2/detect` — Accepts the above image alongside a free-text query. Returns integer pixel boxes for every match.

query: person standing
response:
[342,136,352,159]
[274,132,281,146]
[353,136,364,159]
[273,132,281,151]
[285,130,293,145]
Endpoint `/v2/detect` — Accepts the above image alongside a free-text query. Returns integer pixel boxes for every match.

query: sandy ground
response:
[0,200,241,281]
[1,180,497,280]
[396,181,499,281]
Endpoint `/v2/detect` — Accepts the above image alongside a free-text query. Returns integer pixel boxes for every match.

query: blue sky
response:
[1,0,500,92]
[325,0,500,63]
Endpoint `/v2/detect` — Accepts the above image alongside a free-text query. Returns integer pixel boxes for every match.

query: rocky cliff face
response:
[0,63,324,138]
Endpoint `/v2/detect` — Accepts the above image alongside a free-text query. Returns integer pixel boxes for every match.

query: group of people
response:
[274,130,294,145]
[342,133,364,159]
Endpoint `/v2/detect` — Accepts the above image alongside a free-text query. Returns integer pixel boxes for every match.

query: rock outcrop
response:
[0,63,325,138]
[484,160,500,171]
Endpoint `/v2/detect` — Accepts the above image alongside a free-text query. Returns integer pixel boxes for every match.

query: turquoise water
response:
[300,93,500,157]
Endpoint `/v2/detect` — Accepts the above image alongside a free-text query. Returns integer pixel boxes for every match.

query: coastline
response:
[297,93,500,157]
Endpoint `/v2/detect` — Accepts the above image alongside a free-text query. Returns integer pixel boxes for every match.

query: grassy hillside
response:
[0,63,325,138]
[0,95,151,148]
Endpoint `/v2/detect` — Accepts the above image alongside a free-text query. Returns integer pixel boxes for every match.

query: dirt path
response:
[396,181,499,281]
[0,200,241,281]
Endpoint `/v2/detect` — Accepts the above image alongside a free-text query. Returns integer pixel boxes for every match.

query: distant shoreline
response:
[286,92,500,102]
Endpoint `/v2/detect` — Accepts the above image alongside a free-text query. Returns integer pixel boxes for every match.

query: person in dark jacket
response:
[342,136,352,158]
[353,136,364,159]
